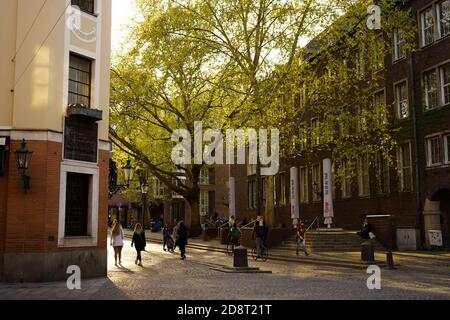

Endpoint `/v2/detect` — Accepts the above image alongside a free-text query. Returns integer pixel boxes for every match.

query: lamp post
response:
[139,171,149,229]
[108,158,134,199]
[15,139,33,193]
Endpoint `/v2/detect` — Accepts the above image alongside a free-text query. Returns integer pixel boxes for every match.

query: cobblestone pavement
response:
[0,238,449,300]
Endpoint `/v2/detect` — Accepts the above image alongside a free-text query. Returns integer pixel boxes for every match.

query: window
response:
[279,174,286,205]
[397,143,413,191]
[300,167,309,203]
[341,160,352,198]
[374,90,387,124]
[441,63,450,105]
[69,53,92,107]
[426,136,443,166]
[438,0,450,38]
[172,176,186,199]
[395,81,409,119]
[311,118,320,146]
[421,7,435,46]
[393,29,406,61]
[152,177,165,198]
[445,135,450,164]
[356,106,367,132]
[375,152,390,194]
[372,35,384,71]
[199,167,210,185]
[199,190,209,216]
[65,172,90,237]
[312,164,321,202]
[424,69,439,110]
[71,0,95,15]
[357,155,370,197]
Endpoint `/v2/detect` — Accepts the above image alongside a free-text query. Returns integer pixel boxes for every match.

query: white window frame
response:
[395,80,409,119]
[58,161,99,247]
[199,167,210,185]
[393,29,406,61]
[312,164,321,202]
[444,134,450,164]
[373,89,387,124]
[421,6,435,47]
[441,63,450,105]
[311,118,320,146]
[426,135,443,167]
[424,68,439,110]
[437,0,450,38]
[397,142,413,192]
[199,190,209,216]
[152,177,165,198]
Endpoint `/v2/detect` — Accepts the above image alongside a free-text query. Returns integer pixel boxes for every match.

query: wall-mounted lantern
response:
[15,139,33,193]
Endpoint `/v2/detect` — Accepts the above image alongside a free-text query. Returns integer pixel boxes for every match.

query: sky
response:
[111,0,137,52]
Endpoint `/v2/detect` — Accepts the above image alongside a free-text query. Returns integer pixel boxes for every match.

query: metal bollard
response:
[386,249,396,269]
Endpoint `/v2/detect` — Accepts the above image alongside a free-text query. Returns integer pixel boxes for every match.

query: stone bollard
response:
[233,246,249,268]
[386,249,395,269]
[361,241,375,262]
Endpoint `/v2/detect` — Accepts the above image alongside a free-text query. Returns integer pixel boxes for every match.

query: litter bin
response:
[361,241,375,262]
[234,246,248,268]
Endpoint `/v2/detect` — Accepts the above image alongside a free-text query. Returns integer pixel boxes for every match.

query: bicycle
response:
[252,244,269,261]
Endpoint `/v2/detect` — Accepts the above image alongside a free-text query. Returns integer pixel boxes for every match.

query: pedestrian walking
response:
[296,223,308,256]
[131,223,146,266]
[110,222,124,266]
[163,223,173,251]
[229,223,241,249]
[262,221,269,248]
[176,221,189,260]
[252,221,265,258]
[228,215,235,228]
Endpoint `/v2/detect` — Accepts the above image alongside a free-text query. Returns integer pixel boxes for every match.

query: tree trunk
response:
[188,199,200,229]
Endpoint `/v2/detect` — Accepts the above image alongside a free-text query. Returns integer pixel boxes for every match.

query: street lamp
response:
[122,159,134,185]
[15,139,33,193]
[139,170,149,228]
[108,158,135,199]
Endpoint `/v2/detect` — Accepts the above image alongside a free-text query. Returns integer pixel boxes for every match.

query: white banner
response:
[323,158,334,226]
[229,177,236,218]
[290,167,299,220]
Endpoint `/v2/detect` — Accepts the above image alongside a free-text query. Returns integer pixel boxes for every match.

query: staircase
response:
[278,230,386,253]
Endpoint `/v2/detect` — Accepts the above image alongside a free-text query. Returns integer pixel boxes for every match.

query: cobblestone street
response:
[1,237,450,300]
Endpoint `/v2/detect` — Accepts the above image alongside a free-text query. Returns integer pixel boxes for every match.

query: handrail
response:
[306,216,320,232]
[240,219,258,229]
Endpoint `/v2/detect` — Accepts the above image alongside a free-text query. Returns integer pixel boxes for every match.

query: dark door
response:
[65,172,90,236]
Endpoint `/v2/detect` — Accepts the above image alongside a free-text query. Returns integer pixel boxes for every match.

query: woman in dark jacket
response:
[176,221,189,260]
[131,223,146,266]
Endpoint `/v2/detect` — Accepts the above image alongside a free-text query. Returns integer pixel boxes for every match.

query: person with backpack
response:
[252,221,265,258]
[296,223,308,256]
[229,223,241,250]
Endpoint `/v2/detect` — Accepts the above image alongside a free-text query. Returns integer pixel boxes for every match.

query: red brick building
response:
[227,0,450,250]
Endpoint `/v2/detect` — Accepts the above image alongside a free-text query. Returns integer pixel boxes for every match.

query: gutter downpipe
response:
[409,52,424,248]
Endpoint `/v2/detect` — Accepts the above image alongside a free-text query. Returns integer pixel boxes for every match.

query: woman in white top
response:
[111,222,124,266]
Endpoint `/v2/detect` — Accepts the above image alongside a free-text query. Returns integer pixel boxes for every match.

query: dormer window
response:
[72,0,95,15]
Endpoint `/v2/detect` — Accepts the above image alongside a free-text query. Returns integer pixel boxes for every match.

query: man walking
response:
[252,221,265,258]
[296,223,308,256]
